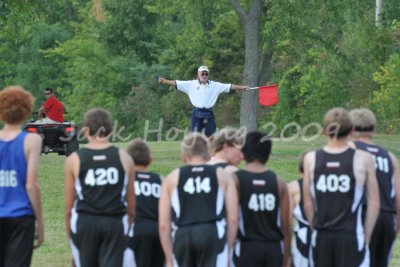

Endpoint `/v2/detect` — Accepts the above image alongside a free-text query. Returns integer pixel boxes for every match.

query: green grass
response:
[32,135,400,266]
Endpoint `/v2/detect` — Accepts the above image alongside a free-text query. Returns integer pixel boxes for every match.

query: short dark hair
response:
[242,131,272,164]
[126,139,151,166]
[83,108,113,137]
[45,88,53,93]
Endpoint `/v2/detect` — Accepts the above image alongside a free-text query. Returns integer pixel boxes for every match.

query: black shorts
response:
[69,212,129,267]
[0,216,35,267]
[126,220,164,267]
[369,212,396,267]
[234,239,283,267]
[310,230,368,267]
[173,223,227,267]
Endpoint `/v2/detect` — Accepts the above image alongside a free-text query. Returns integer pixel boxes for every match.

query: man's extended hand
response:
[158,77,166,84]
[158,77,176,87]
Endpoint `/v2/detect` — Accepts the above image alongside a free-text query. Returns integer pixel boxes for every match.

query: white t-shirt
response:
[176,80,231,108]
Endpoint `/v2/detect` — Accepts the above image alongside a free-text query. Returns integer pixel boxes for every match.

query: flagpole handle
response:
[247,87,260,90]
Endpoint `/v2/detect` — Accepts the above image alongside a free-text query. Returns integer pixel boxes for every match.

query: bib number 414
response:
[183,177,211,194]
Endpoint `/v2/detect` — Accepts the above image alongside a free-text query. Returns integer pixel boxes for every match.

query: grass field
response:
[32,135,400,266]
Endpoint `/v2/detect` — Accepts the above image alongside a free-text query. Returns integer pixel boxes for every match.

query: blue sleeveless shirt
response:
[0,131,34,217]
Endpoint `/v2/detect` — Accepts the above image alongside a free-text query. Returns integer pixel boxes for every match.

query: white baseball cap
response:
[198,66,209,73]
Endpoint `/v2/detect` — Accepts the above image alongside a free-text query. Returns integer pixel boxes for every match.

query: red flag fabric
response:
[258,84,278,106]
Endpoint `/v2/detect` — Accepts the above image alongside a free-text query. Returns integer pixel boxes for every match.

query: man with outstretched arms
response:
[159,132,238,267]
[0,86,44,267]
[233,131,291,267]
[349,108,400,267]
[159,66,248,137]
[64,108,135,267]
[303,107,380,267]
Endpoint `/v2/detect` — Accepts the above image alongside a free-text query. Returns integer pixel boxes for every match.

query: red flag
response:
[258,84,278,106]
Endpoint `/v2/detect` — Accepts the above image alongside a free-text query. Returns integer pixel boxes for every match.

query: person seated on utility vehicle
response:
[35,87,64,124]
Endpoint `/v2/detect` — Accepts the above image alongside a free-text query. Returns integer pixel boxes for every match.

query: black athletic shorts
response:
[234,239,283,267]
[310,230,368,267]
[173,223,227,267]
[0,216,35,267]
[126,220,165,267]
[69,212,129,267]
[369,212,396,267]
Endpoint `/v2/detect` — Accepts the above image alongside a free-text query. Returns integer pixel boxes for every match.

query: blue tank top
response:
[0,131,34,217]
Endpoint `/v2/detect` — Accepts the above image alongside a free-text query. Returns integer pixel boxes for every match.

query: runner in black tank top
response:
[125,139,165,267]
[75,147,127,215]
[134,171,162,222]
[65,108,135,267]
[307,148,374,267]
[173,165,224,226]
[70,146,130,267]
[128,171,164,267]
[303,107,380,267]
[349,108,400,267]
[159,133,238,267]
[234,131,291,267]
[354,141,397,267]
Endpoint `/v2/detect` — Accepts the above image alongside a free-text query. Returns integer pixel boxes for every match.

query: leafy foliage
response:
[371,52,400,132]
[1,0,400,133]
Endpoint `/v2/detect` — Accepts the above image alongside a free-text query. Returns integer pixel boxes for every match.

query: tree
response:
[229,0,271,132]
[371,53,400,132]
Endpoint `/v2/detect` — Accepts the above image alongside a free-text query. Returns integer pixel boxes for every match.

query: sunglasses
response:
[200,72,209,76]
[44,92,51,95]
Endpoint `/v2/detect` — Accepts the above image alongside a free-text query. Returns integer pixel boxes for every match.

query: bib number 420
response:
[84,167,119,186]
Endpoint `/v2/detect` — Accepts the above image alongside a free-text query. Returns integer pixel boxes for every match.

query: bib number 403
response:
[316,174,350,193]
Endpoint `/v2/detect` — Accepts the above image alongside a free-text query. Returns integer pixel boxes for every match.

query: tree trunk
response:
[230,0,264,132]
[375,0,382,27]
[240,18,261,132]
